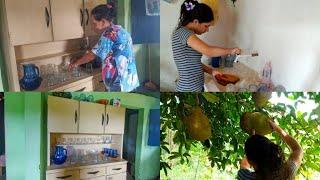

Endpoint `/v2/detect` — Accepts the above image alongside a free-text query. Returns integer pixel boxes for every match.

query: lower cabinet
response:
[80,167,106,179]
[106,164,127,175]
[106,173,127,180]
[47,170,80,180]
[47,162,127,180]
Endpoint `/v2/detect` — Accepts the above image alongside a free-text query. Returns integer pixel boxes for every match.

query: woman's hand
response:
[269,119,287,136]
[212,70,222,77]
[68,62,78,71]
[230,48,241,55]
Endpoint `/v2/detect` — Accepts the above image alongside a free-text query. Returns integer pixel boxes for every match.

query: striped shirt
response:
[237,160,298,180]
[172,27,203,92]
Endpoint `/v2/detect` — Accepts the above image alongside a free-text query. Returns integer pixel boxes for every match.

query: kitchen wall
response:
[160,0,233,91]
[0,1,7,92]
[5,93,45,180]
[0,48,4,91]
[5,92,160,180]
[0,95,4,156]
[230,0,320,91]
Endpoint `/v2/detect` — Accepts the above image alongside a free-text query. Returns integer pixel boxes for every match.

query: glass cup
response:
[72,65,81,77]
[226,84,236,92]
[274,85,286,92]
[238,88,248,92]
[249,84,258,92]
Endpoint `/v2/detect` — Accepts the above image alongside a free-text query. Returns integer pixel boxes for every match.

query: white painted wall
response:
[232,0,320,91]
[160,0,320,91]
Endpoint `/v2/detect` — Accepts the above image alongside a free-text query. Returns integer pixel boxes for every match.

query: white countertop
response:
[204,62,261,92]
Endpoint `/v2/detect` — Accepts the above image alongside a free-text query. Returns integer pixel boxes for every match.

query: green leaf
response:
[161,146,170,154]
[202,93,219,103]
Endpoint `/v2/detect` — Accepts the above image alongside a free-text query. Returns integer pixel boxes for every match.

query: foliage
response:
[160,92,320,178]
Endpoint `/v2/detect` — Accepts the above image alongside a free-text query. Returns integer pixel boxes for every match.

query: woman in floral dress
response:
[70,3,139,92]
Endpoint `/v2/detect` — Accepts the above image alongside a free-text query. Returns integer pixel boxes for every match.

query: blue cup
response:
[211,57,221,68]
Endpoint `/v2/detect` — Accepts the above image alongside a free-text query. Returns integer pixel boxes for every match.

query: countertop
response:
[30,68,101,92]
[204,62,261,92]
[47,158,127,172]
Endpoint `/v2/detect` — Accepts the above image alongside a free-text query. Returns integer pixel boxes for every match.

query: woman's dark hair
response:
[178,0,214,28]
[91,3,116,22]
[245,135,285,178]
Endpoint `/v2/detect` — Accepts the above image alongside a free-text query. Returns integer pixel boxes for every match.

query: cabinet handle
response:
[112,168,122,171]
[76,87,86,92]
[80,9,84,26]
[87,171,100,175]
[75,110,78,124]
[102,114,105,126]
[85,8,89,25]
[56,175,72,179]
[45,7,50,28]
[107,114,109,125]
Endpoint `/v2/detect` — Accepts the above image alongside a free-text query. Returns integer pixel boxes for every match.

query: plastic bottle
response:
[260,61,273,91]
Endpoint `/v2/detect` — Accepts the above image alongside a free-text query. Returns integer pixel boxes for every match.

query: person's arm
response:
[269,120,303,167]
[240,156,251,169]
[187,34,241,57]
[69,51,96,70]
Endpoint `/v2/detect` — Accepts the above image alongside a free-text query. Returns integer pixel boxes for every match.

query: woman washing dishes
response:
[69,3,139,92]
[238,120,303,180]
[172,0,241,92]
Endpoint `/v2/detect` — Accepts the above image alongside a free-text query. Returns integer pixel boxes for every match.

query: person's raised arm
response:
[187,34,241,57]
[269,120,303,167]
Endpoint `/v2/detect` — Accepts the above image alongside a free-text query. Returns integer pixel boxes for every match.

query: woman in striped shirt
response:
[237,120,303,180]
[172,0,241,92]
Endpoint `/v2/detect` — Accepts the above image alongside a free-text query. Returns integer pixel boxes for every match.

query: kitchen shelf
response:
[17,50,87,63]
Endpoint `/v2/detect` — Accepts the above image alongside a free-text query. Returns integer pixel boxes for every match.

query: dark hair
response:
[245,135,285,179]
[91,3,116,22]
[178,0,214,28]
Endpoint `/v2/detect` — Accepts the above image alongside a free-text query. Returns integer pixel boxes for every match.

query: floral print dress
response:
[92,25,139,92]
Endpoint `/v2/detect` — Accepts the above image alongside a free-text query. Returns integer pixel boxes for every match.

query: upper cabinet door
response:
[84,0,106,37]
[50,0,84,41]
[105,106,125,134]
[48,96,79,133]
[79,101,105,134]
[5,0,53,45]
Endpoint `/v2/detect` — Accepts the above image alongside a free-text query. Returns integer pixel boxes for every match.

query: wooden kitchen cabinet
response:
[79,101,105,134]
[48,96,126,134]
[46,170,80,180]
[50,0,84,41]
[80,167,106,179]
[83,0,106,37]
[5,0,53,45]
[105,106,125,134]
[48,96,79,133]
[106,173,127,180]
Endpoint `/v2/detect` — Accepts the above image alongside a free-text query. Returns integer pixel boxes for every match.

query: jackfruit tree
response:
[160,92,320,177]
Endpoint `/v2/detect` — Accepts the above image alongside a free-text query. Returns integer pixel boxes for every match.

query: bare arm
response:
[187,34,241,57]
[202,63,221,76]
[269,120,303,167]
[240,156,251,169]
[69,51,96,69]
